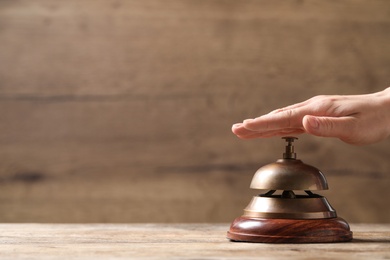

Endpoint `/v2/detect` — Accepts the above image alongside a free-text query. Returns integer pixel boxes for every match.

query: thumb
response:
[302,115,356,139]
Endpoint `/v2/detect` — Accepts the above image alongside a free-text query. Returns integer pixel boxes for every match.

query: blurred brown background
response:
[0,0,389,223]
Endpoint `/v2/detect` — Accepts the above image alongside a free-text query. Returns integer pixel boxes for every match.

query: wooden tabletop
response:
[1,223,389,259]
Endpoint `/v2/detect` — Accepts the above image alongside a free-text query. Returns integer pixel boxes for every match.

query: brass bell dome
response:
[244,137,336,220]
[250,137,328,191]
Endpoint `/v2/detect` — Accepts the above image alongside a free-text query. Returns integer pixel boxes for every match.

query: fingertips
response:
[231,123,240,135]
[242,117,263,130]
[231,123,257,136]
[232,123,242,129]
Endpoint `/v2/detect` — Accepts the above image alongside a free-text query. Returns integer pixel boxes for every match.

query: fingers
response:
[242,108,305,132]
[237,129,305,139]
[231,95,349,140]
[232,106,307,139]
[232,123,254,136]
[303,115,358,143]
[233,114,358,142]
[232,123,304,139]
[233,114,360,143]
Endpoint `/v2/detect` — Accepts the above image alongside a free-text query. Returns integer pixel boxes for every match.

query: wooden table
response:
[1,223,389,259]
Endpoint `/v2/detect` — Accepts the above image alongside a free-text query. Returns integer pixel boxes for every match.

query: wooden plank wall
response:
[0,0,389,223]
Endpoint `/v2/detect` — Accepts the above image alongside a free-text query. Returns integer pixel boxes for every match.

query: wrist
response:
[377,87,390,138]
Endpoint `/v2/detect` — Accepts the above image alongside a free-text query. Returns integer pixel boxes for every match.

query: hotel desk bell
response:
[227,137,352,243]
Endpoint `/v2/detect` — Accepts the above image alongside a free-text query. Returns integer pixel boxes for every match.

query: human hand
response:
[232,88,390,145]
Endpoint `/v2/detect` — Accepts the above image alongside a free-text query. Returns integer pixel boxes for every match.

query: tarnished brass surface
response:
[250,159,328,190]
[243,196,337,219]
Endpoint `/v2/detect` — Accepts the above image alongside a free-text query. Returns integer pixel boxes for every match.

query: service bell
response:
[227,137,353,243]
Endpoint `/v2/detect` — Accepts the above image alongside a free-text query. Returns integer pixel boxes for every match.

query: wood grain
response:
[0,0,389,223]
[0,223,389,259]
[227,217,352,243]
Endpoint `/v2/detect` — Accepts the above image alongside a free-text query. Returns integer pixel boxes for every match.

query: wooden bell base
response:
[227,216,352,243]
